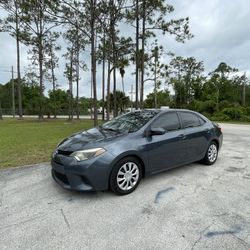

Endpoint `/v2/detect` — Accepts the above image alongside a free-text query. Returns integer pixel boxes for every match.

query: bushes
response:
[189,100,250,122]
[211,106,250,121]
[245,107,250,116]
[221,107,244,120]
[173,96,250,121]
[219,100,231,110]
[211,113,230,121]
[192,100,217,115]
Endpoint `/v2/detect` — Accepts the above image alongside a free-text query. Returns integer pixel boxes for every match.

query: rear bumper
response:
[218,133,223,151]
[51,151,115,192]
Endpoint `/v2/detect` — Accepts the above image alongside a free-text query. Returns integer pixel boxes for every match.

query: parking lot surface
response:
[0,123,250,250]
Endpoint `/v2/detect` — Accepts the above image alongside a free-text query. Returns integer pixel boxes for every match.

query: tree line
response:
[1,59,250,122]
[0,80,131,118]
[0,1,249,122]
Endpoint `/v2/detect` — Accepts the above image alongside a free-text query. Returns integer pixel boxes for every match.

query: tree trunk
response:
[242,72,246,106]
[76,49,80,120]
[68,50,73,120]
[122,77,124,93]
[76,24,80,120]
[102,43,106,121]
[91,0,98,126]
[135,0,139,109]
[110,0,117,117]
[140,0,146,109]
[38,39,44,120]
[0,100,3,120]
[38,5,44,120]
[107,60,111,121]
[50,49,57,119]
[154,53,157,108]
[113,66,117,117]
[76,61,80,120]
[15,4,22,118]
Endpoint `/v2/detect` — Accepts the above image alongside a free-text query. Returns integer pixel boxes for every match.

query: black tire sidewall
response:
[110,157,142,195]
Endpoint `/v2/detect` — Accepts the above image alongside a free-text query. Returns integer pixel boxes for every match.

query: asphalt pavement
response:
[0,123,250,250]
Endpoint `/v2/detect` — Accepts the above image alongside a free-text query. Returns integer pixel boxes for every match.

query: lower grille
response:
[54,171,69,185]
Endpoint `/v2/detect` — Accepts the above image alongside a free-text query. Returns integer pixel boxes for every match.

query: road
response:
[0,123,250,250]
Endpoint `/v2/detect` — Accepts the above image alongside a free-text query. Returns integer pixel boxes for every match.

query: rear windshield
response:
[101,110,159,133]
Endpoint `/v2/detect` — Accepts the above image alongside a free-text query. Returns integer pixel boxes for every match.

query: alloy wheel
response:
[208,144,217,163]
[116,162,139,191]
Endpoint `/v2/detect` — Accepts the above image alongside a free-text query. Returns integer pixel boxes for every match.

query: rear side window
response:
[179,112,201,128]
[198,116,206,125]
[151,112,181,131]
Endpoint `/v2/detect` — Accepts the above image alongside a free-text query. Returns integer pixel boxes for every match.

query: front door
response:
[145,112,187,174]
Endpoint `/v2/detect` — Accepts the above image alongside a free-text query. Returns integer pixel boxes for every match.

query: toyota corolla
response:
[51,109,223,195]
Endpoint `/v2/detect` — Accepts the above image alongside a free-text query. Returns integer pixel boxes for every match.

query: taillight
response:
[217,124,222,132]
[213,122,222,132]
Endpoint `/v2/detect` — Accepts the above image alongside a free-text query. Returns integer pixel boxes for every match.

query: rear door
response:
[145,112,188,173]
[178,111,209,162]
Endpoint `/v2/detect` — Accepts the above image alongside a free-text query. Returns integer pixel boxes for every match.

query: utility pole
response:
[12,66,15,118]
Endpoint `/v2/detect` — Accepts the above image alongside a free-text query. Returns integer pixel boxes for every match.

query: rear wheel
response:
[202,141,218,165]
[110,157,142,195]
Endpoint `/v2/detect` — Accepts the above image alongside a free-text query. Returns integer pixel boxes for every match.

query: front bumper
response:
[51,151,115,191]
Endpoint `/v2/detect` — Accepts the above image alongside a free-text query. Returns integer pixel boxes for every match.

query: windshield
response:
[101,110,160,133]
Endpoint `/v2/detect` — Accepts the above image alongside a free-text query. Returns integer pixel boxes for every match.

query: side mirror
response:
[145,127,165,137]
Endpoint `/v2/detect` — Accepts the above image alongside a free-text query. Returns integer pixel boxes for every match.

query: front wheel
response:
[110,157,142,195]
[202,141,218,165]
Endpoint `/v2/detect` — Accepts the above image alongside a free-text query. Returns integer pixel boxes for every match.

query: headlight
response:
[70,148,106,161]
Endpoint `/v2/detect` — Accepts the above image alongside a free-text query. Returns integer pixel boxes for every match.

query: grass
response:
[0,118,95,169]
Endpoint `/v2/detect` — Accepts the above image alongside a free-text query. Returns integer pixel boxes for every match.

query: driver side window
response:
[151,112,181,131]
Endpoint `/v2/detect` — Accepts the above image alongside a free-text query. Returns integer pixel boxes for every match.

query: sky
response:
[0,0,250,100]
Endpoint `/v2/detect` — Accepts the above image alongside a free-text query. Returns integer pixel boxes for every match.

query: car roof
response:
[138,108,207,118]
[143,108,195,113]
[130,108,205,118]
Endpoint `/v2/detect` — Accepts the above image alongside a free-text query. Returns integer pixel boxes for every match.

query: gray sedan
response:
[51,109,223,195]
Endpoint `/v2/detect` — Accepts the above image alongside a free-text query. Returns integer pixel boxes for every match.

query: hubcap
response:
[117,162,139,191]
[208,144,217,162]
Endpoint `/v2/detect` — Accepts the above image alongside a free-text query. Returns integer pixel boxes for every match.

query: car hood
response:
[57,127,125,152]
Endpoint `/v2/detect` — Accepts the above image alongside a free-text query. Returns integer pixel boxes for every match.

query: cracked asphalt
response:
[0,123,250,250]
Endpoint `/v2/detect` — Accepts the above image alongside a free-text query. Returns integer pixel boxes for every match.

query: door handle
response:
[204,129,210,133]
[178,134,186,140]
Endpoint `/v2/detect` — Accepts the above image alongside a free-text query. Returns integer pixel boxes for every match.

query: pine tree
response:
[20,0,60,119]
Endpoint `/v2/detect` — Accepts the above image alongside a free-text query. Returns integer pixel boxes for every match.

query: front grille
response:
[54,171,69,185]
[58,150,73,156]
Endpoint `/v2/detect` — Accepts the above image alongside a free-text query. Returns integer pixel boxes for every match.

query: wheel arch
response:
[110,153,147,179]
[210,138,219,149]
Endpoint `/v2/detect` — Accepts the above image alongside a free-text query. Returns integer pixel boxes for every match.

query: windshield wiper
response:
[101,127,118,132]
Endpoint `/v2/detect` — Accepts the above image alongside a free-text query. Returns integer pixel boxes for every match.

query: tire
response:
[110,157,142,195]
[202,141,218,165]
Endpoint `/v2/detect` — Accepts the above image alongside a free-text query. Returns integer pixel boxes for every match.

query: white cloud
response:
[1,0,250,100]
